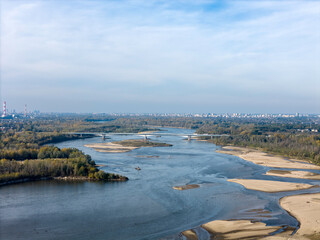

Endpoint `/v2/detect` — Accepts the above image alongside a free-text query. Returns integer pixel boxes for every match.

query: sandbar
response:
[173,184,200,191]
[201,220,287,240]
[84,142,137,153]
[217,146,320,170]
[266,170,320,180]
[280,193,320,239]
[137,131,157,134]
[228,179,315,193]
[182,230,198,240]
[85,139,172,153]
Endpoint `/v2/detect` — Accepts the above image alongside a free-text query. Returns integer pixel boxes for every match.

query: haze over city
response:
[1,0,319,113]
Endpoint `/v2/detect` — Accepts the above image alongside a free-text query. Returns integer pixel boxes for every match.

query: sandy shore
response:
[217,146,320,170]
[228,179,315,193]
[182,230,198,240]
[84,142,138,153]
[266,170,320,180]
[179,145,320,239]
[173,184,200,191]
[201,220,290,239]
[280,193,320,239]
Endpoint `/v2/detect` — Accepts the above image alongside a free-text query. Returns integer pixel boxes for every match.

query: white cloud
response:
[1,0,319,112]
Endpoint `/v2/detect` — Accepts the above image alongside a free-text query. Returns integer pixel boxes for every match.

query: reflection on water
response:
[1,128,320,240]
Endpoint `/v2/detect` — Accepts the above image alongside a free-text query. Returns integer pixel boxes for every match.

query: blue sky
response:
[1,0,319,113]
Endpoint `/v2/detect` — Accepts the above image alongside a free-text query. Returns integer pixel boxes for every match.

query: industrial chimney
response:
[2,101,6,117]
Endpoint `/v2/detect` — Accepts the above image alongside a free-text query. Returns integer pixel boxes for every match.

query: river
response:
[1,128,320,240]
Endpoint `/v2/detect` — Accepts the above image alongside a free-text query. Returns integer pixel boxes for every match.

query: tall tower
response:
[2,101,6,117]
[25,104,27,117]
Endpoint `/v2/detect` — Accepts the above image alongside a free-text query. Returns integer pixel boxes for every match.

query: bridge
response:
[67,132,229,141]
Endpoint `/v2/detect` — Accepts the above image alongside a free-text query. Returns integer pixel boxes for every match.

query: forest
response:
[195,119,320,165]
[0,117,134,185]
[0,145,128,184]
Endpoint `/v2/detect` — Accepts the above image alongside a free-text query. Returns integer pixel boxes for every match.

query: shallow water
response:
[1,128,320,240]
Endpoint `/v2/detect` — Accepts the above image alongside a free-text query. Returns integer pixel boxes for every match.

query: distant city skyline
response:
[1,99,319,117]
[1,0,319,113]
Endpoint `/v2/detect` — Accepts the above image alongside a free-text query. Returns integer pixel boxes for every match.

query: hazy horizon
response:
[1,0,319,113]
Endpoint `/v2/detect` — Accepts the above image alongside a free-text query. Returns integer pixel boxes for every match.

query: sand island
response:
[85,139,172,153]
[228,179,316,193]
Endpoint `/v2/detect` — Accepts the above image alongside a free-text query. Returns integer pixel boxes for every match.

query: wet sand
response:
[228,179,316,193]
[266,170,320,180]
[217,146,320,170]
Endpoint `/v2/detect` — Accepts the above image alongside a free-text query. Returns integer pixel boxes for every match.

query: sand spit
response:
[182,230,198,240]
[280,193,320,239]
[84,142,137,153]
[228,179,315,193]
[266,170,320,180]
[172,184,200,191]
[217,146,320,170]
[201,220,288,240]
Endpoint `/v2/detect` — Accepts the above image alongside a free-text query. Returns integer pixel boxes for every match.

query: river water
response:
[1,128,320,240]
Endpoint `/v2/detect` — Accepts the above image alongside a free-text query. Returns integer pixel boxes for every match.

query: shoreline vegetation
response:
[85,139,172,153]
[0,175,128,187]
[0,146,128,186]
[0,119,154,186]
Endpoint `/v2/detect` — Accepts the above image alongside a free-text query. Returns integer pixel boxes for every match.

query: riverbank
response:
[266,169,320,180]
[217,146,320,170]
[220,146,320,239]
[179,145,320,239]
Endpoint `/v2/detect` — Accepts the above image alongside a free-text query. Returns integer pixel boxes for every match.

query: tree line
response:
[0,146,128,184]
